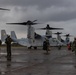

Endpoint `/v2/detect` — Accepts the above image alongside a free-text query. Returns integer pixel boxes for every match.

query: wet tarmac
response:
[0,46,76,75]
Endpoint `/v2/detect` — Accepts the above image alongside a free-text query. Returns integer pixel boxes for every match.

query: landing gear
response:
[28,46,32,49]
[58,45,61,50]
[28,46,37,49]
[34,46,37,49]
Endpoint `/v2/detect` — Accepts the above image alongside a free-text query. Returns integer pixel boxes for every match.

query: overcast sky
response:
[0,0,76,40]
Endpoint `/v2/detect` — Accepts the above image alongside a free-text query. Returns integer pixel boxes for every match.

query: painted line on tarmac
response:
[0,53,28,55]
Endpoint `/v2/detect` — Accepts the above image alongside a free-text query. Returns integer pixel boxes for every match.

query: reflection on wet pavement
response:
[0,47,76,75]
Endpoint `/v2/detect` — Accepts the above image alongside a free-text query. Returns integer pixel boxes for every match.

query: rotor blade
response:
[64,34,70,36]
[49,27,63,30]
[38,24,63,30]
[62,34,73,37]
[32,23,41,25]
[6,22,27,25]
[32,20,37,22]
[37,27,63,30]
[6,22,40,25]
[37,28,47,30]
[0,8,10,11]
[26,22,41,25]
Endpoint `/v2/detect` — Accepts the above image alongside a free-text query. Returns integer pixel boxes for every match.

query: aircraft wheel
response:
[28,46,32,49]
[34,47,37,49]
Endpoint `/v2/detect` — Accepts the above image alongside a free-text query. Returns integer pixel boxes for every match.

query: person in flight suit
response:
[0,40,2,45]
[72,37,76,55]
[5,35,12,61]
[43,38,50,54]
[0,40,2,58]
[0,40,2,49]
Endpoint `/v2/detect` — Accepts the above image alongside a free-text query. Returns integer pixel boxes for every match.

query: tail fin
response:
[1,30,7,42]
[11,31,17,40]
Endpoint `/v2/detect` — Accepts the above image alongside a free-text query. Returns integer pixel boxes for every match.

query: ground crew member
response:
[43,38,50,54]
[5,35,12,61]
[0,40,2,49]
[0,40,2,58]
[57,43,62,50]
[72,38,76,55]
[67,42,71,50]
[0,40,2,45]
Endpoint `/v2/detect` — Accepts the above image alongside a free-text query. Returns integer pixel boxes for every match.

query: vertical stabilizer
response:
[1,30,7,42]
[11,31,17,40]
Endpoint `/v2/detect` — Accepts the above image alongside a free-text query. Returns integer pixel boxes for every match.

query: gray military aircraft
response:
[38,24,63,38]
[62,34,73,45]
[53,32,62,42]
[6,21,64,49]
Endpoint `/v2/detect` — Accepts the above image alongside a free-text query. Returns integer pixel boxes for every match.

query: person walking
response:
[67,42,71,50]
[43,38,50,54]
[0,40,2,58]
[0,40,2,49]
[5,35,12,61]
[72,38,76,55]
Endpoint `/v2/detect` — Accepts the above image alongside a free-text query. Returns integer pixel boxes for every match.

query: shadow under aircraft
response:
[6,21,64,49]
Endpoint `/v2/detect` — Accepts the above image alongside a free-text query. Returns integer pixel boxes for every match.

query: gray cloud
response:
[0,0,76,22]
[0,0,74,8]
[0,0,76,40]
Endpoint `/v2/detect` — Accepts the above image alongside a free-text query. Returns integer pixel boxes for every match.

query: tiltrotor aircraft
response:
[5,20,64,49]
